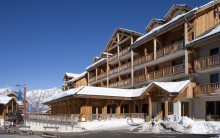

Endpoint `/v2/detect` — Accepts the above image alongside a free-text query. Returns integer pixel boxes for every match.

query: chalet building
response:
[62,72,87,91]
[0,95,18,126]
[44,1,220,122]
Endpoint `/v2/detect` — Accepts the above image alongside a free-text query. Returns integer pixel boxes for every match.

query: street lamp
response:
[16,84,27,126]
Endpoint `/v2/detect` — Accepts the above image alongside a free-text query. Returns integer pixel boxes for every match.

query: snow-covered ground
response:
[134,115,220,134]
[27,116,220,134]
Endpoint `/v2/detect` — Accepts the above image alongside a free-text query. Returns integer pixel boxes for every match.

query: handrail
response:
[148,64,184,80]
[156,40,184,59]
[195,54,220,70]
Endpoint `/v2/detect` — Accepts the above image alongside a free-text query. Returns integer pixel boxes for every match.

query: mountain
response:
[26,87,62,113]
[0,88,14,95]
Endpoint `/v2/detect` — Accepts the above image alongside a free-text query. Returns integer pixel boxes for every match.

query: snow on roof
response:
[86,58,106,70]
[154,80,190,93]
[117,27,143,36]
[16,100,23,106]
[0,95,12,105]
[76,86,147,98]
[67,71,87,83]
[44,80,190,104]
[187,24,220,47]
[164,4,191,20]
[65,72,80,78]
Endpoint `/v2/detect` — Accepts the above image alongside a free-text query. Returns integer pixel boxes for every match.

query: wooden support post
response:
[154,38,157,61]
[131,37,134,87]
[106,53,109,88]
[165,94,169,117]
[95,68,98,81]
[88,72,90,86]
[184,23,189,75]
[148,95,152,120]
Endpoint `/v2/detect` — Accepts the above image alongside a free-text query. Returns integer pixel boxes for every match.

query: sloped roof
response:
[187,24,220,47]
[66,71,87,83]
[86,58,106,71]
[104,27,143,52]
[164,4,191,21]
[0,95,12,105]
[145,18,166,32]
[65,73,80,78]
[44,80,191,104]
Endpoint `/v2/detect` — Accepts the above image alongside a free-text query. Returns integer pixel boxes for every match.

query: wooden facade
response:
[46,1,220,122]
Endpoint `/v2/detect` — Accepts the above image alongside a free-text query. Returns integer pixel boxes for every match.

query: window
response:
[210,48,219,56]
[210,73,219,83]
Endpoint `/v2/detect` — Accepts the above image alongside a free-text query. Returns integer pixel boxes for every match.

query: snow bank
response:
[136,115,220,134]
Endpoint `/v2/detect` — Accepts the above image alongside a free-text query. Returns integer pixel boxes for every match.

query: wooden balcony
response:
[109,54,118,62]
[97,73,107,80]
[133,53,154,67]
[195,54,220,71]
[156,40,184,59]
[109,67,118,75]
[109,82,118,88]
[148,64,184,80]
[118,62,131,72]
[89,76,96,82]
[134,74,147,84]
[195,82,220,96]
[119,47,130,57]
[118,78,131,87]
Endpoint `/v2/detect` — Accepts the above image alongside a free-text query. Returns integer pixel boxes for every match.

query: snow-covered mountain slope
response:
[26,87,62,113]
[0,88,13,95]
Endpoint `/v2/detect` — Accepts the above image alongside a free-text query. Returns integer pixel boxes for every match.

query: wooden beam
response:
[148,95,152,120]
[165,94,169,117]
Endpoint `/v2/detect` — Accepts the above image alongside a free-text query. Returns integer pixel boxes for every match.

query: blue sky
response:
[0,0,210,91]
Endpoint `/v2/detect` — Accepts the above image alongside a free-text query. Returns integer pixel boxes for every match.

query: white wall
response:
[173,101,181,116]
[0,119,4,127]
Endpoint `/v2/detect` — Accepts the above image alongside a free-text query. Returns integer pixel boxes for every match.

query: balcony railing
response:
[109,67,118,75]
[109,54,118,62]
[118,62,131,72]
[119,47,130,57]
[118,78,131,87]
[195,82,220,96]
[134,74,147,84]
[133,53,154,67]
[148,64,184,80]
[89,76,96,82]
[156,40,184,59]
[109,82,118,88]
[97,73,107,80]
[195,54,220,71]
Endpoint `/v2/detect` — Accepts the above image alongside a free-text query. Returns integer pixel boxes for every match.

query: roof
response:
[104,27,143,52]
[133,0,219,49]
[153,80,190,93]
[16,100,23,106]
[44,80,191,104]
[66,71,87,83]
[145,18,166,32]
[187,24,220,47]
[86,58,106,71]
[164,4,191,21]
[65,73,80,78]
[0,95,12,105]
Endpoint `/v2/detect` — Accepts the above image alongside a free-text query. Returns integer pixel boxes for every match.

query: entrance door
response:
[206,101,220,121]
[181,102,189,116]
[92,105,102,120]
[157,103,165,119]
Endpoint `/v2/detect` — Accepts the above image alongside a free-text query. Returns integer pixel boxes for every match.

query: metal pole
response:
[23,84,26,126]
